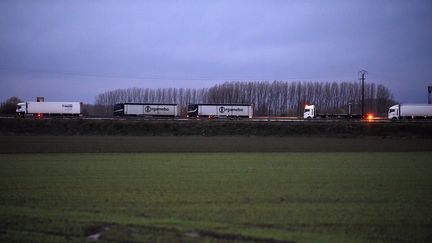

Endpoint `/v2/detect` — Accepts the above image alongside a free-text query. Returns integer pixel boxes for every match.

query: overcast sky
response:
[1,0,431,104]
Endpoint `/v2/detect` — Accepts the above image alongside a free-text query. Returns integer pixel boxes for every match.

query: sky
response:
[0,0,431,104]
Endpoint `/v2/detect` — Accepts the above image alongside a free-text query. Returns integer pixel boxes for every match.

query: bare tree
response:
[94,81,395,116]
[0,96,22,114]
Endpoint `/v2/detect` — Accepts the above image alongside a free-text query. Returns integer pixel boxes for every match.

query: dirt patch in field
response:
[86,225,110,241]
[102,224,294,243]
[197,229,295,243]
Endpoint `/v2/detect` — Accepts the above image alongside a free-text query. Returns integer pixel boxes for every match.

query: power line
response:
[0,67,358,82]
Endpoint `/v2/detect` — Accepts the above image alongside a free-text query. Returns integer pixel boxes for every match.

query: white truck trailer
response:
[388,104,432,119]
[113,103,178,117]
[16,102,82,117]
[187,104,253,118]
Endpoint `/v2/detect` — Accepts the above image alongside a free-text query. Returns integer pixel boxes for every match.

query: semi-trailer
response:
[113,103,178,117]
[388,104,432,119]
[303,105,363,119]
[187,104,253,118]
[16,101,82,117]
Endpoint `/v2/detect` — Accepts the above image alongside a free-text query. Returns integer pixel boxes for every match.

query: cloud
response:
[0,0,431,103]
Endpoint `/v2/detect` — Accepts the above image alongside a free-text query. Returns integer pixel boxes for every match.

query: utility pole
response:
[428,86,432,104]
[358,70,368,118]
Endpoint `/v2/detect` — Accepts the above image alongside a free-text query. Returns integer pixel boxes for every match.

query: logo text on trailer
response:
[145,106,170,113]
[219,107,244,113]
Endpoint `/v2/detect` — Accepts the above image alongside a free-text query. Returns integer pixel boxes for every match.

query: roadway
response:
[1,115,432,123]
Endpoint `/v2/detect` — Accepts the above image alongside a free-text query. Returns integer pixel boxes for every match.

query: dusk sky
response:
[1,0,431,104]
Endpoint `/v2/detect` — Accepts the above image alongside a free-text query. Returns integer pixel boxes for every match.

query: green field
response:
[1,152,431,242]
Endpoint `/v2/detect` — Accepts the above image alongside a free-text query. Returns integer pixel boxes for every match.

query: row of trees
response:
[94,81,395,116]
[0,81,395,116]
[0,96,21,114]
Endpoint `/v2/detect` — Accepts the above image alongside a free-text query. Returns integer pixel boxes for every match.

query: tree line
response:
[93,81,395,116]
[0,96,22,114]
[0,81,395,116]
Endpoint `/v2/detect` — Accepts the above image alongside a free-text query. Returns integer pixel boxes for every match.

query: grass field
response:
[1,152,431,242]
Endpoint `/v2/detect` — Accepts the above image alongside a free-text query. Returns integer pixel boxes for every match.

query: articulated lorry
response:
[304,105,363,119]
[388,104,432,119]
[16,101,82,117]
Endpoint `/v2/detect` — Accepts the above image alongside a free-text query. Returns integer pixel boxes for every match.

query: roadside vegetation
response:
[1,118,432,138]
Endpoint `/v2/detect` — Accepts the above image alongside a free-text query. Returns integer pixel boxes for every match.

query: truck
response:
[304,105,364,119]
[113,103,178,117]
[388,104,432,119]
[187,104,253,118]
[16,101,82,117]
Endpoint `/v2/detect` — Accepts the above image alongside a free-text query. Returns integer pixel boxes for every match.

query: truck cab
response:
[304,105,315,119]
[187,104,198,118]
[16,102,26,116]
[388,105,399,119]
